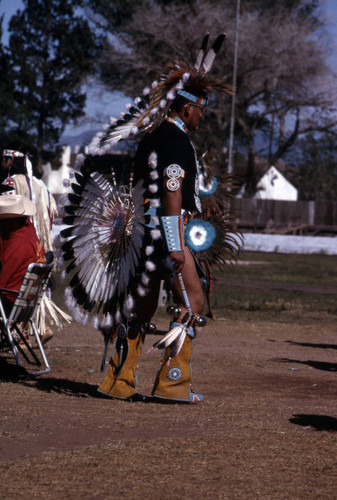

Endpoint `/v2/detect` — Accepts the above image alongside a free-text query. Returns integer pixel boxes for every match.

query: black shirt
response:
[133,120,200,214]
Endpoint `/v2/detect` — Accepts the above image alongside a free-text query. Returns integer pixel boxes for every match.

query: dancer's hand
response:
[170,251,185,273]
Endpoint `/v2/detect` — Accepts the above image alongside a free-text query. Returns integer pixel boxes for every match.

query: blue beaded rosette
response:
[199,175,218,196]
[185,219,216,252]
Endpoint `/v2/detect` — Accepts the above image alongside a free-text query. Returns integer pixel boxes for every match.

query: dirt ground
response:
[1,308,337,499]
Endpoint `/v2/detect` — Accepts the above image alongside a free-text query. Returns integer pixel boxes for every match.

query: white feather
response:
[79,311,89,326]
[148,151,158,168]
[137,285,147,296]
[150,229,161,240]
[123,294,134,316]
[115,310,122,324]
[141,273,150,285]
[91,316,100,329]
[145,260,156,272]
[126,294,134,309]
[152,325,184,350]
[145,245,154,256]
[64,287,76,311]
[150,199,160,208]
[72,305,84,324]
[101,313,113,328]
[167,89,176,100]
[150,170,159,180]
[169,328,187,359]
[149,184,158,193]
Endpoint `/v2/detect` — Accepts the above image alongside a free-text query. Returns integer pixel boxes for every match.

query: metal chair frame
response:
[0,262,54,376]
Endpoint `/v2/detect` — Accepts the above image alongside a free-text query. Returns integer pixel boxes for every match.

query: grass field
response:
[218,251,337,286]
[55,250,337,325]
[209,251,337,323]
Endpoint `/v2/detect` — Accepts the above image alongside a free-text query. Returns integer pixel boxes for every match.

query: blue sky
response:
[1,0,337,141]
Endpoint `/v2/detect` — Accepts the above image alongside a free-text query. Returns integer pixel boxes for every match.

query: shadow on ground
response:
[0,356,28,380]
[286,340,337,350]
[21,377,102,398]
[0,357,101,398]
[289,414,337,432]
[275,357,337,372]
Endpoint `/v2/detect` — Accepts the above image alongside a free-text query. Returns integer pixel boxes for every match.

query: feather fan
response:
[61,167,146,327]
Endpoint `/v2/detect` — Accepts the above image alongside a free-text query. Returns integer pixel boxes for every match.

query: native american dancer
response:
[61,33,241,402]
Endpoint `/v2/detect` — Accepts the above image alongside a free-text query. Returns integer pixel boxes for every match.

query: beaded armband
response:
[164,164,185,192]
[160,215,185,252]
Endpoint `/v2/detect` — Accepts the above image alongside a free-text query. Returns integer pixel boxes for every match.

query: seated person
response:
[0,195,46,313]
[2,149,58,253]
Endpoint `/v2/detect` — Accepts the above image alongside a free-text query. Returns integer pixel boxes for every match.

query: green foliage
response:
[4,0,101,165]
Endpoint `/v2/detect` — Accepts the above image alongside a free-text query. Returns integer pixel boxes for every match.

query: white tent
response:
[254,166,298,201]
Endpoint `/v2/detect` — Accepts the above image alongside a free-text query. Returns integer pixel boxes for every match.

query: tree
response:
[286,132,337,201]
[0,13,17,150]
[84,0,236,167]
[86,0,337,197]
[5,0,100,170]
[234,2,337,195]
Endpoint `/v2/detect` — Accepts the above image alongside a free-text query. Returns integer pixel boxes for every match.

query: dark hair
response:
[170,94,190,112]
[9,157,26,175]
[170,88,208,113]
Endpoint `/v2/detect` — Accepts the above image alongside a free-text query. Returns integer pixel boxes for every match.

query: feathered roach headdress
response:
[88,33,232,155]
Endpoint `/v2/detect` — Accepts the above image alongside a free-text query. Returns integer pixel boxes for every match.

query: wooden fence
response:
[231,198,337,235]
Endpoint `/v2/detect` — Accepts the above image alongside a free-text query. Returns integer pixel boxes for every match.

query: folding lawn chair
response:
[0,262,54,376]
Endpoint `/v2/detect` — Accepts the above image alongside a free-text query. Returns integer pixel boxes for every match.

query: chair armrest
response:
[0,287,19,296]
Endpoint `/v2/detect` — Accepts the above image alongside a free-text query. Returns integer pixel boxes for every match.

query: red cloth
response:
[0,219,46,302]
